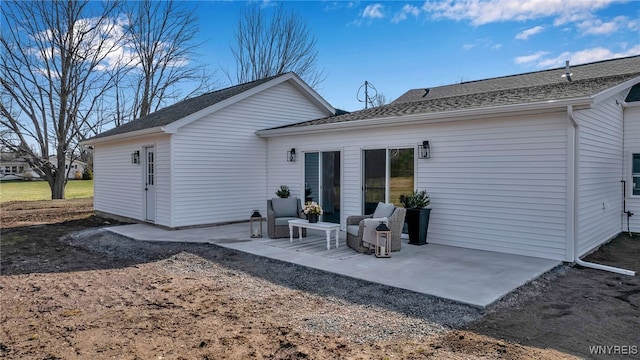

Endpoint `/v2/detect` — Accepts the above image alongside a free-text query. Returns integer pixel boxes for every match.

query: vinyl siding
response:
[155,136,172,227]
[170,81,329,227]
[93,134,171,224]
[624,105,640,233]
[576,97,625,255]
[267,113,569,260]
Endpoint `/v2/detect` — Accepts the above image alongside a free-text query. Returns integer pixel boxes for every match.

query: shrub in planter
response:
[401,190,431,245]
[305,186,313,202]
[275,185,290,198]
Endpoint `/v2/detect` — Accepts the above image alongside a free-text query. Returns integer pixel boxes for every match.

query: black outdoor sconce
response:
[418,140,430,159]
[131,150,140,164]
[287,148,296,162]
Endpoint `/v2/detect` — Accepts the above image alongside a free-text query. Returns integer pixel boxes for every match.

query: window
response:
[363,148,414,214]
[633,153,640,196]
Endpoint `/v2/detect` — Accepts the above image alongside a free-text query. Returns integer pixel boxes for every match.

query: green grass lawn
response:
[0,180,93,203]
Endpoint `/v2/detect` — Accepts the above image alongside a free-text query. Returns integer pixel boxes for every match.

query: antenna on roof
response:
[562,60,573,82]
[357,81,378,109]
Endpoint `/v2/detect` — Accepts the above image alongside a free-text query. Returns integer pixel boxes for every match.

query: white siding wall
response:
[94,140,142,220]
[170,81,329,227]
[155,136,172,227]
[624,105,640,233]
[93,134,171,225]
[267,113,570,260]
[576,97,625,255]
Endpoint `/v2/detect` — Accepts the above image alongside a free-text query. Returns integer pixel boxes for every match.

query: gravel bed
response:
[61,228,500,343]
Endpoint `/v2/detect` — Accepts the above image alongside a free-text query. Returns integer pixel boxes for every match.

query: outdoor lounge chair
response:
[267,197,307,239]
[346,202,406,254]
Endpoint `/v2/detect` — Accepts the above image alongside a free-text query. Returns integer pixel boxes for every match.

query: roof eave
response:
[256,96,593,137]
[81,126,166,145]
[591,76,640,105]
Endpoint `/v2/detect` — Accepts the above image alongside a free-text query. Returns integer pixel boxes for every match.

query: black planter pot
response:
[406,208,431,245]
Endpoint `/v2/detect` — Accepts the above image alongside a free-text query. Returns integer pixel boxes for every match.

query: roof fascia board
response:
[81,127,164,145]
[591,76,640,105]
[164,73,334,133]
[257,96,592,137]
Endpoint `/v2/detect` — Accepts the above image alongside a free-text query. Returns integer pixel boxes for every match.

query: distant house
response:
[0,153,31,180]
[47,156,88,179]
[0,153,87,180]
[85,56,640,263]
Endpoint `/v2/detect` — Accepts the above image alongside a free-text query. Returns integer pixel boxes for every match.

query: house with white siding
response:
[0,153,87,180]
[85,56,640,264]
[83,73,334,227]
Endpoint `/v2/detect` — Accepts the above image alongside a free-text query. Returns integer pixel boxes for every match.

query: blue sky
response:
[196,0,640,111]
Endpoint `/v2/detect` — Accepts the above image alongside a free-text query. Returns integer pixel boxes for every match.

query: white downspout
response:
[567,105,636,276]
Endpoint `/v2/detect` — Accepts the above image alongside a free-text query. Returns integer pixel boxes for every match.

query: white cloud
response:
[392,4,421,23]
[30,15,192,73]
[363,4,385,19]
[577,16,627,35]
[462,38,502,51]
[31,16,135,72]
[515,25,544,40]
[521,46,640,68]
[514,51,549,64]
[422,0,617,26]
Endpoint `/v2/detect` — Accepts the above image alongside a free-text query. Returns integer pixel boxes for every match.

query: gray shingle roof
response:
[393,55,640,104]
[88,74,284,140]
[269,55,640,130]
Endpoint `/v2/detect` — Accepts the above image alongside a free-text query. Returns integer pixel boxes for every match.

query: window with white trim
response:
[633,153,640,196]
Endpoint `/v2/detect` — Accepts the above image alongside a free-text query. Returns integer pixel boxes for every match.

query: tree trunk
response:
[51,176,66,199]
[50,155,67,199]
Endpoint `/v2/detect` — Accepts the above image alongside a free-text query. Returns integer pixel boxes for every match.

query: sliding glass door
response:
[363,149,386,215]
[363,148,414,214]
[304,151,341,223]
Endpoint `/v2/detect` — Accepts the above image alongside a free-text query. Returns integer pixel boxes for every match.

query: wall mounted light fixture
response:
[287,148,296,162]
[418,141,430,159]
[131,150,140,164]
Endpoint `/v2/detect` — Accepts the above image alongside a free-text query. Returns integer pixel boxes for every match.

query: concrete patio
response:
[106,222,560,308]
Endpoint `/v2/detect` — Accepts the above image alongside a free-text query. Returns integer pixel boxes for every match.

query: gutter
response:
[257,96,593,137]
[567,105,636,276]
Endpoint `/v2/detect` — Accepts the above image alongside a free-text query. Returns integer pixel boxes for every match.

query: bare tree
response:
[0,0,125,199]
[124,0,213,120]
[230,2,323,87]
[372,93,390,107]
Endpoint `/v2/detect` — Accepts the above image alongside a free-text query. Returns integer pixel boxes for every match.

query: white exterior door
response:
[144,146,156,222]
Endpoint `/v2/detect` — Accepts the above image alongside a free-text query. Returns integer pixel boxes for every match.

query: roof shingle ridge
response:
[456,54,640,87]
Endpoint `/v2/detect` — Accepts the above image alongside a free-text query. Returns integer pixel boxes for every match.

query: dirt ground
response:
[1,199,638,359]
